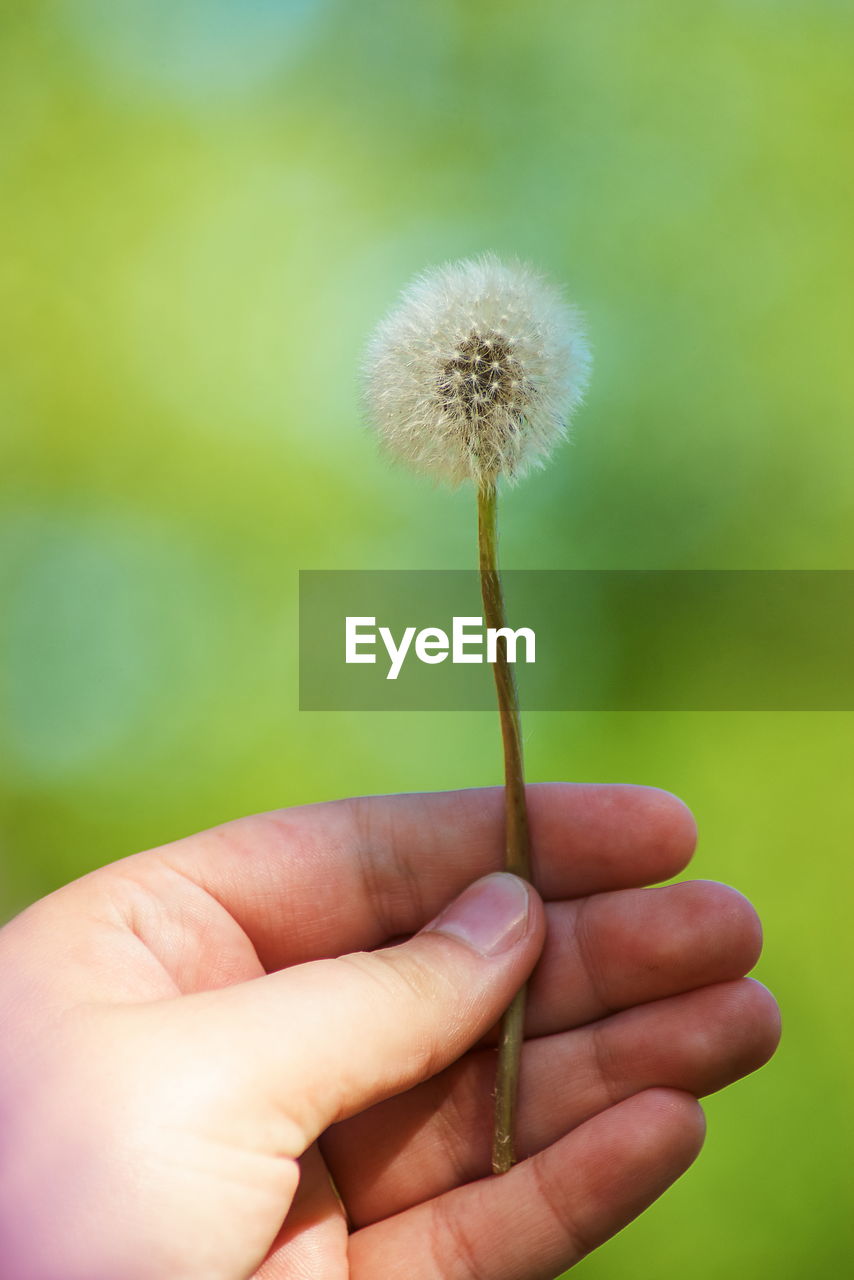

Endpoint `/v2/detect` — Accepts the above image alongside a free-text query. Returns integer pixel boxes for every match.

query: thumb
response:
[186,873,544,1154]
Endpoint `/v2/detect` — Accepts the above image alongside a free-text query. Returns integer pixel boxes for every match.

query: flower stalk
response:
[363,253,590,1179]
[477,483,531,1174]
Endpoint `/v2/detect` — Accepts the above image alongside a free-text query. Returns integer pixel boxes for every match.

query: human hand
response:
[0,785,780,1279]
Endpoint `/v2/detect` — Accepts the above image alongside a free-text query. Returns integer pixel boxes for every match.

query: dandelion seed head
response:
[363,254,591,488]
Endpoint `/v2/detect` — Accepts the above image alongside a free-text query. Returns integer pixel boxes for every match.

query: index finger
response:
[130,783,696,970]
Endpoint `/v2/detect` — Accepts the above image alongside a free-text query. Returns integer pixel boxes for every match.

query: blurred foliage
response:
[1,1,853,1275]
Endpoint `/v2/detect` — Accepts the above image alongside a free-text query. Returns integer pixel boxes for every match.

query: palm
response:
[28,786,778,1279]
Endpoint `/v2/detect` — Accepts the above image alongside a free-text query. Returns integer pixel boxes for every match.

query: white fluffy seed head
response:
[363,254,591,488]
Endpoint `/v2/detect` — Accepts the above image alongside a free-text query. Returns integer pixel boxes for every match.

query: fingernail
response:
[423,873,531,956]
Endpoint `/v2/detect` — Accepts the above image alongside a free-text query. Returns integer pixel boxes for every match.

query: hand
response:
[0,785,780,1279]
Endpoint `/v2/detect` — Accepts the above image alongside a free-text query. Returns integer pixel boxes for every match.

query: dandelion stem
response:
[477,483,531,1175]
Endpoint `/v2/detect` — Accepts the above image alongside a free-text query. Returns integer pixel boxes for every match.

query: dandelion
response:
[365,253,590,488]
[364,254,591,1173]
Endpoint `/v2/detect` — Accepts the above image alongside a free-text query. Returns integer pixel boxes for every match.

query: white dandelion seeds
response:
[363,253,591,488]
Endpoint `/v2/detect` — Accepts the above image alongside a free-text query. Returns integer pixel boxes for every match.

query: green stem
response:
[477,484,531,1174]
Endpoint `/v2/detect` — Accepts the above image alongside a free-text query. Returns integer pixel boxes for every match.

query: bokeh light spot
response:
[64,0,329,102]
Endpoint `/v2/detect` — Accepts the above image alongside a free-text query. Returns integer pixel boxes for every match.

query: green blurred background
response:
[1,1,852,1275]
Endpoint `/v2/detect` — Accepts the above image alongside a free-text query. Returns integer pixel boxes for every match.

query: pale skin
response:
[0,784,780,1280]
